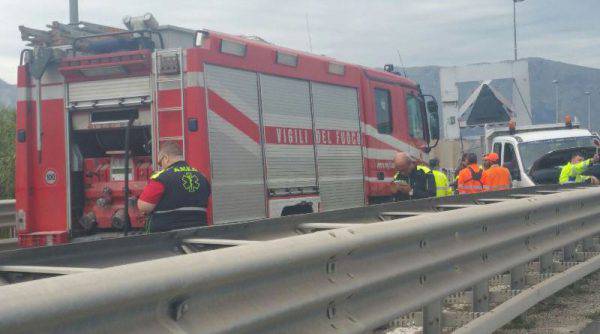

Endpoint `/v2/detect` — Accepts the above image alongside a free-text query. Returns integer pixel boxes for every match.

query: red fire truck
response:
[15,14,439,247]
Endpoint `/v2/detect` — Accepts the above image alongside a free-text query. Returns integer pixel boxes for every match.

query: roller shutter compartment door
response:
[312,82,364,210]
[259,74,317,192]
[68,77,151,103]
[205,65,266,223]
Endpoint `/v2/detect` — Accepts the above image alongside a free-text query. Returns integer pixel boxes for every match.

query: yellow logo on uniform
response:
[181,173,200,192]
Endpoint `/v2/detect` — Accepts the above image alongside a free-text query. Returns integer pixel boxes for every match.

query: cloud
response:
[1,0,599,84]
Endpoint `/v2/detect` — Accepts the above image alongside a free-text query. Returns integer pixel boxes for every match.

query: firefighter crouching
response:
[429,158,452,197]
[559,152,600,185]
[481,153,511,192]
[390,152,436,200]
[138,142,211,232]
[457,153,483,194]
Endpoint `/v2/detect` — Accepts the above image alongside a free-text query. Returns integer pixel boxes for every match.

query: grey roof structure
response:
[458,81,515,128]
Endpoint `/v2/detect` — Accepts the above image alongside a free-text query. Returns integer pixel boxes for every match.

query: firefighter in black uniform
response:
[390,152,436,200]
[138,141,211,232]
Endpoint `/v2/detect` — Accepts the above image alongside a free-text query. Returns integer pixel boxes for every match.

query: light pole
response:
[513,0,525,61]
[585,91,591,129]
[552,80,560,123]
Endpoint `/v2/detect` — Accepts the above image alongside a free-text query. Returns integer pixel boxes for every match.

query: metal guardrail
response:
[0,199,17,251]
[0,184,573,270]
[1,187,600,333]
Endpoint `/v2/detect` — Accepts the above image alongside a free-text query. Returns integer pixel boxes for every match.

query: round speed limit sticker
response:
[44,169,57,185]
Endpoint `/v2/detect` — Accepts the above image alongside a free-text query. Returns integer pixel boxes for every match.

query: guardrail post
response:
[510,264,529,328]
[540,253,554,273]
[423,299,442,334]
[563,243,577,262]
[510,264,526,290]
[472,279,490,312]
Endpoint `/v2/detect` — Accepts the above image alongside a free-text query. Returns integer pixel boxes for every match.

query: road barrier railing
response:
[1,187,600,333]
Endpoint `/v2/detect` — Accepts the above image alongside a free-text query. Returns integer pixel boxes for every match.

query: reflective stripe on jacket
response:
[559,159,592,185]
[393,165,436,200]
[432,170,452,197]
[481,165,511,192]
[148,161,211,232]
[416,165,431,173]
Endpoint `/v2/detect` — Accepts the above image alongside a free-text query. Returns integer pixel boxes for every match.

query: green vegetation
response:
[501,314,535,330]
[0,107,15,199]
[562,280,589,295]
[533,294,565,313]
[586,309,600,321]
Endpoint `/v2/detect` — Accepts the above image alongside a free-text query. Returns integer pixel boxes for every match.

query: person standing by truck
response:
[138,142,211,232]
[481,153,511,191]
[390,152,436,200]
[451,153,469,194]
[457,153,483,194]
[559,152,600,185]
[429,158,452,197]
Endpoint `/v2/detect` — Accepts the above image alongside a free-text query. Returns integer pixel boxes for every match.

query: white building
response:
[405,58,600,140]
[440,60,531,139]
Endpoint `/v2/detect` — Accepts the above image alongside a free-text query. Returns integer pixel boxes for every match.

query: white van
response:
[485,123,597,187]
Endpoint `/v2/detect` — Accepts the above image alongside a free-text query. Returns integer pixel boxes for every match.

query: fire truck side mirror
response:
[426,99,440,141]
[428,111,440,141]
[426,100,438,114]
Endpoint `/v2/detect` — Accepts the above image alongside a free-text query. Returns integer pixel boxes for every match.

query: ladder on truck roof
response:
[153,49,186,162]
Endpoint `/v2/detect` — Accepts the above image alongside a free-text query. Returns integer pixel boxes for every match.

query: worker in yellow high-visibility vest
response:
[559,152,599,185]
[429,158,453,197]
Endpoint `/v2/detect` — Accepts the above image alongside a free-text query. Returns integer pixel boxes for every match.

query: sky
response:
[1,0,599,84]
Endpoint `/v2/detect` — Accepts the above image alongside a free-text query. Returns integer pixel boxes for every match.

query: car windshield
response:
[519,136,595,171]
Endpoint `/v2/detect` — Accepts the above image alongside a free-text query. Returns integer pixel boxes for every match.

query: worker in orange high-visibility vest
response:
[457,153,483,194]
[451,153,469,194]
[481,153,512,192]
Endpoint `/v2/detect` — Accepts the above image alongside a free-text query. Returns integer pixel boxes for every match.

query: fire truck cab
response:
[15,14,439,246]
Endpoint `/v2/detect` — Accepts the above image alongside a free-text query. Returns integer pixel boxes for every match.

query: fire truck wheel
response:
[79,212,97,234]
